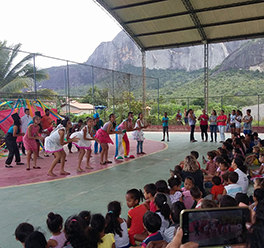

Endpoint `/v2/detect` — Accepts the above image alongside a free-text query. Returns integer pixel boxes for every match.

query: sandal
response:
[26,168,30,171]
[76,168,85,172]
[47,172,57,177]
[100,162,106,165]
[5,165,13,168]
[85,166,94,169]
[105,160,112,163]
[44,154,49,157]
[60,171,71,175]
[33,166,41,169]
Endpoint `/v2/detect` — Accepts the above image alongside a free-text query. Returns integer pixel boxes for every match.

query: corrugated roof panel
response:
[127,15,194,35]
[191,0,249,9]
[114,0,185,22]
[198,3,264,24]
[205,19,264,40]
[141,29,201,48]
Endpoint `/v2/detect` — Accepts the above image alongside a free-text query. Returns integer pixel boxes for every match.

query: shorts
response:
[230,123,235,128]
[244,130,252,135]
[163,126,168,132]
[184,117,188,124]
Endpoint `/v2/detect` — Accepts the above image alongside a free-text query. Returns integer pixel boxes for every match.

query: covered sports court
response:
[1,0,264,246]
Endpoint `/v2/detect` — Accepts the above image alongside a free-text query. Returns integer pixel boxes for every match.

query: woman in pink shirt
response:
[216,110,227,143]
[198,109,209,142]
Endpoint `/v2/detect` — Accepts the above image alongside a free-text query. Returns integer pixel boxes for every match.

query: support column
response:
[142,50,146,116]
[204,43,209,113]
[92,66,95,112]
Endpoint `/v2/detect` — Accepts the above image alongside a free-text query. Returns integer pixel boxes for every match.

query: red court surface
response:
[0,139,166,188]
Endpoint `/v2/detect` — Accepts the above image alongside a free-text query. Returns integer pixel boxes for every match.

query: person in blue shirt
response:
[161,112,169,142]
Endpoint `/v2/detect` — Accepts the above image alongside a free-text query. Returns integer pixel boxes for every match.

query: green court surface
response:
[0,132,253,247]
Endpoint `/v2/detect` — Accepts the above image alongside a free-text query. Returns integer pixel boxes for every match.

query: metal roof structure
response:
[95,0,264,51]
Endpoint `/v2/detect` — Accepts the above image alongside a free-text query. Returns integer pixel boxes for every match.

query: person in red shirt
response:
[211,176,224,201]
[41,109,53,131]
[198,109,209,142]
[216,110,227,143]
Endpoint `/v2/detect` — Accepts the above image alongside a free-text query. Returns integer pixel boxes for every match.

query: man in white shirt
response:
[20,108,32,155]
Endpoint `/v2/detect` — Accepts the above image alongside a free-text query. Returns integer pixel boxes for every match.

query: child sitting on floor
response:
[190,151,201,169]
[245,146,260,166]
[15,222,34,247]
[46,212,66,248]
[143,183,157,212]
[141,212,163,248]
[202,151,217,182]
[190,186,203,209]
[223,172,242,198]
[210,176,224,201]
[182,176,195,209]
[168,175,183,203]
[126,189,148,245]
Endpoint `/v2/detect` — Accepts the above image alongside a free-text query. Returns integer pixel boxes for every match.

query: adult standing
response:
[176,110,183,125]
[41,109,54,157]
[242,109,253,135]
[115,112,135,160]
[188,109,197,142]
[180,155,206,196]
[183,108,188,126]
[198,109,209,142]
[161,112,169,141]
[216,110,227,143]
[229,110,236,135]
[209,110,217,142]
[20,108,32,155]
[5,113,25,168]
[93,113,103,154]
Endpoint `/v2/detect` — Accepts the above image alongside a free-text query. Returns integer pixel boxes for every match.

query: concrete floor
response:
[0,131,251,247]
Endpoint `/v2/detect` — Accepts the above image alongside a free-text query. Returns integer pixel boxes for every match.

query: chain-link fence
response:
[1,46,264,126]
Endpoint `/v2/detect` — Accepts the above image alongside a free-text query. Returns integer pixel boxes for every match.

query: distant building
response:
[60,100,94,116]
[242,104,264,121]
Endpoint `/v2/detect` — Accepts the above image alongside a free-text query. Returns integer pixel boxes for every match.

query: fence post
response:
[66,61,70,116]
[157,78,160,124]
[258,95,260,126]
[33,54,37,99]
[112,71,115,113]
[129,74,131,112]
[92,66,94,112]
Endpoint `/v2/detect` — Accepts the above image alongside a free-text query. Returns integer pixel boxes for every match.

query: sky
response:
[0,0,122,68]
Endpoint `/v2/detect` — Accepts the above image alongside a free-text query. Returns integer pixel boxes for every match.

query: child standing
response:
[141,212,163,248]
[210,176,224,201]
[143,183,157,212]
[182,177,195,209]
[133,113,149,154]
[161,112,169,142]
[46,212,66,248]
[223,172,242,198]
[126,188,148,245]
[71,117,99,172]
[95,113,122,165]
[23,115,43,170]
[105,201,129,248]
[168,175,183,203]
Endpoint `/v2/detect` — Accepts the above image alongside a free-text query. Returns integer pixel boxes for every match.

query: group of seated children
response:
[14,132,264,248]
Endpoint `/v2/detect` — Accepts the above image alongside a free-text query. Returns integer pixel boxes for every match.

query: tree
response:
[81,86,108,106]
[0,41,48,93]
